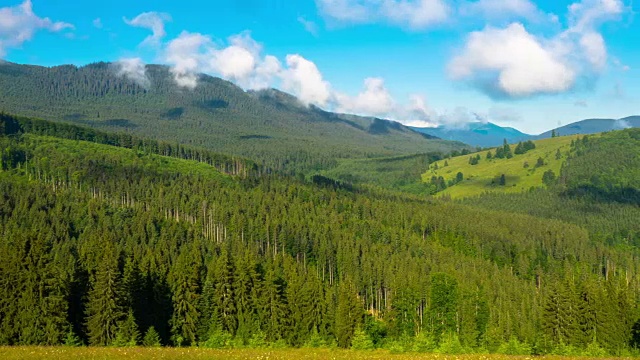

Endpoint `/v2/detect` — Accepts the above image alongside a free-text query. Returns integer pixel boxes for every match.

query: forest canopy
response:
[1,114,640,356]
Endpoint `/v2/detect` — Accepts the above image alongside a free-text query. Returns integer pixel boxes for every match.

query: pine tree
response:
[142,326,162,347]
[170,248,201,346]
[197,259,218,342]
[428,273,458,343]
[213,248,236,335]
[335,281,361,348]
[63,329,83,347]
[257,257,286,342]
[233,249,259,345]
[113,310,140,347]
[351,327,374,350]
[85,244,123,346]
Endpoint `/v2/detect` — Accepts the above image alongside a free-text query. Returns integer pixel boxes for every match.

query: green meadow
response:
[424,135,580,199]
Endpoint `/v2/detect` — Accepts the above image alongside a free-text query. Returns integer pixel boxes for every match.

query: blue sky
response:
[0,0,638,134]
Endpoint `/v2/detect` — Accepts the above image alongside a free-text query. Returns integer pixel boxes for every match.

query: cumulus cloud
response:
[316,0,450,29]
[449,23,575,97]
[281,54,332,106]
[164,31,210,89]
[574,100,588,107]
[124,12,171,46]
[335,77,395,116]
[0,0,73,58]
[449,0,626,98]
[208,32,262,84]
[333,80,444,127]
[162,30,283,91]
[113,58,150,88]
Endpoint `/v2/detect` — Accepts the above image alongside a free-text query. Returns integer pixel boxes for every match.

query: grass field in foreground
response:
[422,135,580,199]
[0,347,634,360]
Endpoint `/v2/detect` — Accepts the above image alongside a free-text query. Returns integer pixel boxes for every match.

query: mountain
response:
[411,122,531,148]
[535,116,640,139]
[0,61,464,172]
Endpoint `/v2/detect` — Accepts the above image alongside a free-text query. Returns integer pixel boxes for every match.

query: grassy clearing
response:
[423,136,580,199]
[0,347,633,360]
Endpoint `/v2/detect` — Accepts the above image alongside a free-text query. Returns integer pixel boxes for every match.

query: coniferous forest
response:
[2,112,640,357]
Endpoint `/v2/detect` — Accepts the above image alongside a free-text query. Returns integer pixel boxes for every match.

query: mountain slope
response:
[536,116,640,138]
[411,122,531,147]
[1,116,639,353]
[0,62,464,172]
[424,135,579,199]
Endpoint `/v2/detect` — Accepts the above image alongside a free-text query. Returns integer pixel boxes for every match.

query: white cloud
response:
[163,30,282,90]
[435,107,482,128]
[164,31,210,89]
[250,55,282,90]
[568,0,624,32]
[0,0,73,58]
[449,0,626,98]
[449,23,575,97]
[92,18,103,29]
[113,58,150,88]
[207,32,262,85]
[124,12,171,46]
[579,31,606,69]
[298,16,319,36]
[335,77,395,116]
[281,54,332,106]
[316,0,450,29]
[334,80,444,127]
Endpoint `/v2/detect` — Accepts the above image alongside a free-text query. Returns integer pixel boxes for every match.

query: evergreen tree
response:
[335,281,361,348]
[351,327,374,350]
[213,248,237,335]
[113,310,140,347]
[63,329,83,347]
[428,273,459,343]
[170,247,201,346]
[142,326,162,347]
[85,244,123,346]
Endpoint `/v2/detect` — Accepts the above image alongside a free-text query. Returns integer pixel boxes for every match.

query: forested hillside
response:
[0,62,464,173]
[425,136,577,199]
[1,114,640,356]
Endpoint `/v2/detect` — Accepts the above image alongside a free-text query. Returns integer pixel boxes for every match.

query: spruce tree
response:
[335,281,361,348]
[142,326,162,347]
[113,310,140,347]
[428,273,459,343]
[170,248,201,346]
[85,244,123,346]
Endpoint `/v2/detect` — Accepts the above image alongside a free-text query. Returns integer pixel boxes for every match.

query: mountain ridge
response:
[412,116,640,147]
[0,61,465,173]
